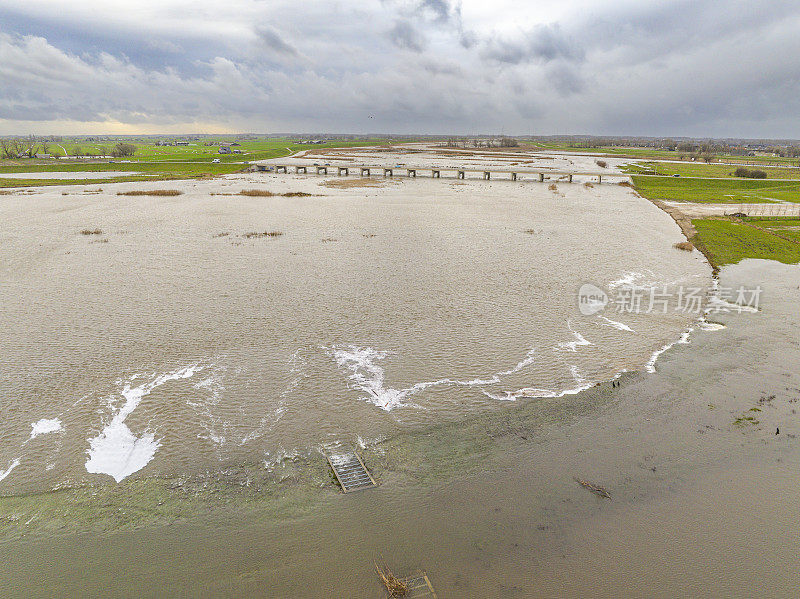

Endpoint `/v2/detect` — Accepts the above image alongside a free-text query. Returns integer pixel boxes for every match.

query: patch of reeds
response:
[242,231,283,238]
[237,190,313,197]
[673,241,694,251]
[0,190,12,195]
[617,181,634,188]
[584,182,594,188]
[548,183,558,191]
[212,232,230,238]
[595,160,607,168]
[80,228,103,235]
[117,190,183,196]
[375,562,408,597]
[523,229,537,234]
[239,189,275,197]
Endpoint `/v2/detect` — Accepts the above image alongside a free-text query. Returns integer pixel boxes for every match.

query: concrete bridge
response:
[259,163,621,184]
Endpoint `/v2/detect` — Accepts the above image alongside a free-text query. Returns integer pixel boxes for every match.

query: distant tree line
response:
[444,136,519,148]
[0,136,135,159]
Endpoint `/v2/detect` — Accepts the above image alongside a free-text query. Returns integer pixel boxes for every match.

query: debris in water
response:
[575,477,612,499]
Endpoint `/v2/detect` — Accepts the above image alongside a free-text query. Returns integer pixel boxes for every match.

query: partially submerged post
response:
[457,170,465,179]
[483,171,491,180]
[432,169,440,178]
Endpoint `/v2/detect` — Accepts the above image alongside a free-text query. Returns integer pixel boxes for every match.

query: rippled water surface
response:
[0,167,710,494]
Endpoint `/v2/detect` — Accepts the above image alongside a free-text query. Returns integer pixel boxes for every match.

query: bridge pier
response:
[384,168,393,177]
[568,174,573,183]
[361,167,371,176]
[316,166,327,175]
[598,174,602,183]
[457,170,465,179]
[483,171,491,180]
[276,165,287,173]
[432,170,440,178]
[539,173,544,182]
[295,166,307,174]
[407,169,416,177]
[256,165,268,172]
[338,167,349,176]
[511,173,517,181]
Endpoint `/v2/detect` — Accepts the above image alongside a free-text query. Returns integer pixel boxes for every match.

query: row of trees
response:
[444,136,520,148]
[0,135,45,159]
[0,136,135,159]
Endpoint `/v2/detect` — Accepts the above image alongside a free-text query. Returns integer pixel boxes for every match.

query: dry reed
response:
[117,190,182,196]
[242,231,283,238]
[375,562,408,597]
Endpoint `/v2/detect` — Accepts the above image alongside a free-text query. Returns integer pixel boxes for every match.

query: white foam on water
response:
[85,364,205,482]
[330,346,442,411]
[597,315,635,332]
[0,458,21,483]
[698,319,726,331]
[645,327,693,374]
[330,344,545,411]
[559,323,592,352]
[607,270,656,291]
[29,418,63,440]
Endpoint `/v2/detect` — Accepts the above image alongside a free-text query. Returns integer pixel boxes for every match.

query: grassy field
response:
[632,175,800,203]
[536,142,800,166]
[743,217,800,243]
[622,161,800,179]
[692,219,800,265]
[0,137,391,187]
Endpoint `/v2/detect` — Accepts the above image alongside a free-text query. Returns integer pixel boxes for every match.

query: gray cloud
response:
[481,24,583,65]
[255,26,298,56]
[387,20,426,52]
[1,1,800,138]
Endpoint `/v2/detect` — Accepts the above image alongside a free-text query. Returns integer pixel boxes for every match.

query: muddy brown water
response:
[5,172,796,597]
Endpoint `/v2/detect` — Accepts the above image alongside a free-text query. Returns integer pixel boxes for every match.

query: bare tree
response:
[22,135,38,157]
[0,138,13,159]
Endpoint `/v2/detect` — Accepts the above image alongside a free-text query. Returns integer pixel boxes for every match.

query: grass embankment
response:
[622,161,800,179]
[631,176,800,203]
[692,219,800,266]
[538,142,800,166]
[0,138,393,188]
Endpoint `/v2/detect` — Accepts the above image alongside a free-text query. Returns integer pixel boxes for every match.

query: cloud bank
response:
[1,0,799,136]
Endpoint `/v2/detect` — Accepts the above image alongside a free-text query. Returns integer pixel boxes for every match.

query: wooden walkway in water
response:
[327,451,377,493]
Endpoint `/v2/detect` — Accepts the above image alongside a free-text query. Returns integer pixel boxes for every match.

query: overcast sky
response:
[1,0,799,137]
